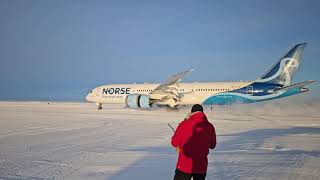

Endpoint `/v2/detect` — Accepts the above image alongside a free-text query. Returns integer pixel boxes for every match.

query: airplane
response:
[86,43,315,110]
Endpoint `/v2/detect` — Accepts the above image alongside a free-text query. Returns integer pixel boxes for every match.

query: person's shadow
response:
[183,121,212,174]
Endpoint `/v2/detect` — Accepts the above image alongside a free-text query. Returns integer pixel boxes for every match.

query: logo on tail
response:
[256,43,307,86]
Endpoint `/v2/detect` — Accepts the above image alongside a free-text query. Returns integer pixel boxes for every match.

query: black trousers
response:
[174,169,206,180]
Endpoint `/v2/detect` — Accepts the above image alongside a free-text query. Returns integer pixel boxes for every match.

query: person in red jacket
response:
[171,104,216,180]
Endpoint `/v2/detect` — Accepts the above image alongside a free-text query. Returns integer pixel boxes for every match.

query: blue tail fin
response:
[256,43,307,86]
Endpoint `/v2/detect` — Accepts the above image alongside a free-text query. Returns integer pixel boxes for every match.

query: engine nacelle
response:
[139,95,151,109]
[125,94,152,109]
[125,94,140,109]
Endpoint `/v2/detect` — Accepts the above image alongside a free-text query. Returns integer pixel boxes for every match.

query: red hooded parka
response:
[171,111,216,174]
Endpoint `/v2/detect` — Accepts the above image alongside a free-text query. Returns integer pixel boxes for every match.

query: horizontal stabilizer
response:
[274,80,316,92]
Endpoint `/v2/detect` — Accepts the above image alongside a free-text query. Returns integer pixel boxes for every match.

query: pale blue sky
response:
[0,0,319,100]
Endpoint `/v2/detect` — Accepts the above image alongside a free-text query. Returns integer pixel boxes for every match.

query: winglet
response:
[151,68,194,95]
[167,68,194,84]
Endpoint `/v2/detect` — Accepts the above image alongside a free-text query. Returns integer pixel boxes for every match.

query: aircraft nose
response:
[86,90,93,102]
[85,94,90,102]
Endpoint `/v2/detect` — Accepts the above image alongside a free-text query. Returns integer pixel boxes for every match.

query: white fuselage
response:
[86,81,252,105]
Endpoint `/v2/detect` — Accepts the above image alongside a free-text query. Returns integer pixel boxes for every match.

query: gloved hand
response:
[175,147,180,153]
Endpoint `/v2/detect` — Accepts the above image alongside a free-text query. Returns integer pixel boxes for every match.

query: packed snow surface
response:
[0,101,320,180]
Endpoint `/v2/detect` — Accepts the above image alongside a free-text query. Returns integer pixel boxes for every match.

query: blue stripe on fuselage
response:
[230,82,283,96]
[203,83,301,105]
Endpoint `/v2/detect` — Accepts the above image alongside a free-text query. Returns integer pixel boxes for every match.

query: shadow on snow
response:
[106,127,320,180]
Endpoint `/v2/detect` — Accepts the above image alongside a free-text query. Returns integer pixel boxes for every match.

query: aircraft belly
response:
[180,94,210,105]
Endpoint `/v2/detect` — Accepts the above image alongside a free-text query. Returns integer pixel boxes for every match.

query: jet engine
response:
[125,94,152,109]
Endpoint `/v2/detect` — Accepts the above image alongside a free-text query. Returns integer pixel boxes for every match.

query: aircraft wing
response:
[149,69,194,107]
[274,80,316,92]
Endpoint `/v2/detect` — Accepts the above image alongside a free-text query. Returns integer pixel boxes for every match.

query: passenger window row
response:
[194,88,232,92]
[135,88,234,92]
[136,89,185,92]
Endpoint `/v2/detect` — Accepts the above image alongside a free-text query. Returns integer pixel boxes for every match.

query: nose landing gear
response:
[97,103,103,110]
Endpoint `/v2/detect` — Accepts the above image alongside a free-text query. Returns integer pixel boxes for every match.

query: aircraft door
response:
[246,86,253,94]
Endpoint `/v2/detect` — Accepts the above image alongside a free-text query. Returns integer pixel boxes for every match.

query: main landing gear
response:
[166,105,180,111]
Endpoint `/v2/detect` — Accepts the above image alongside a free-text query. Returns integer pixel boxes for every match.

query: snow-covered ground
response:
[0,101,320,180]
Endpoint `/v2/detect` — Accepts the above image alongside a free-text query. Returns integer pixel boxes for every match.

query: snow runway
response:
[0,101,319,179]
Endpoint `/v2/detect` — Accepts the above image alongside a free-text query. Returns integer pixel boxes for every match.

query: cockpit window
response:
[90,90,92,93]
